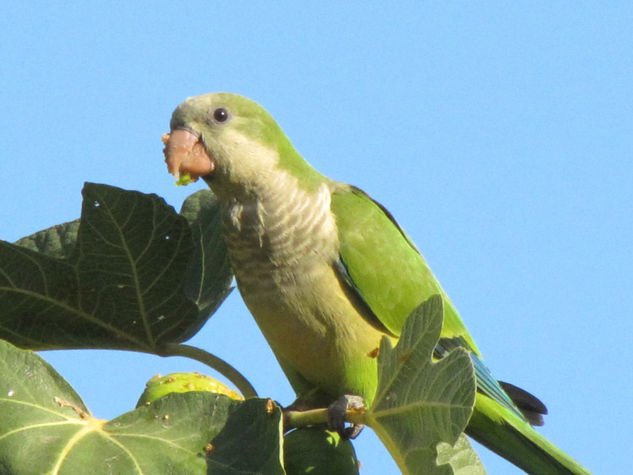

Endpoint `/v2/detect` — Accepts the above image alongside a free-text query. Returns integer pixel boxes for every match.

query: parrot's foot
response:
[327,394,365,440]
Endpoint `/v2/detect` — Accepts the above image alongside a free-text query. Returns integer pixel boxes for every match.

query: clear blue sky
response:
[2,2,632,473]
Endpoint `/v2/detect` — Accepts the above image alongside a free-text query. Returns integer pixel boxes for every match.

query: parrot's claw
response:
[327,394,366,440]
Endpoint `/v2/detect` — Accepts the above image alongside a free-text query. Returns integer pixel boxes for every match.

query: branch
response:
[156,343,258,399]
[284,407,365,431]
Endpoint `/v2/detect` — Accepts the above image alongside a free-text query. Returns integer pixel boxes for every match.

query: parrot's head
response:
[163,92,315,197]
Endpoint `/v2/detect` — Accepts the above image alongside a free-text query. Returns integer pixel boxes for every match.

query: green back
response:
[331,185,480,355]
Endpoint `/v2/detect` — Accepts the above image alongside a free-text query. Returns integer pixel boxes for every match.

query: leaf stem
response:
[284,408,365,430]
[157,343,258,399]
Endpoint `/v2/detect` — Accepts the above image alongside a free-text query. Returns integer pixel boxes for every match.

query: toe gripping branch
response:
[327,395,366,439]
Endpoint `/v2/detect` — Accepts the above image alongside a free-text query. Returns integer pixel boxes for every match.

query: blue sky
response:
[2,2,632,473]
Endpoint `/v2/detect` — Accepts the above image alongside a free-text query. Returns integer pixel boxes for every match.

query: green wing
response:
[330,184,532,421]
[330,184,480,354]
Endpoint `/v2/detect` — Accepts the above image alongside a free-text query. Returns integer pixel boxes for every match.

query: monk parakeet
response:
[162,93,588,474]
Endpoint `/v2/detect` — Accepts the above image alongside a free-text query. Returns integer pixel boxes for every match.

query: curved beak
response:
[162,128,215,182]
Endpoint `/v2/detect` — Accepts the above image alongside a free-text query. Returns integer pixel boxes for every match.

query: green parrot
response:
[163,93,588,474]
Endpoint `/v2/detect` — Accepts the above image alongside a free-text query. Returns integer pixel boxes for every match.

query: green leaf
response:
[15,219,80,258]
[437,435,487,475]
[0,183,231,351]
[365,295,478,475]
[0,339,283,474]
[206,399,285,475]
[178,190,233,337]
[284,428,359,475]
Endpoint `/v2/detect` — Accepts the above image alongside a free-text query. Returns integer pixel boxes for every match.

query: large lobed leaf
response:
[0,184,232,351]
[0,339,283,474]
[366,295,483,475]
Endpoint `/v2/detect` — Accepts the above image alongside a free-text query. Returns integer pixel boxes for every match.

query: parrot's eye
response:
[212,107,230,123]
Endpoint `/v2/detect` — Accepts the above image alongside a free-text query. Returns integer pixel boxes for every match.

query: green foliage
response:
[179,189,233,330]
[0,339,281,474]
[136,372,244,407]
[0,184,485,474]
[437,437,487,475]
[366,295,479,474]
[284,428,359,475]
[0,184,232,351]
[206,398,285,475]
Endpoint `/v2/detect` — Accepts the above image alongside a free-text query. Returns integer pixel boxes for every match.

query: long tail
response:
[466,394,591,474]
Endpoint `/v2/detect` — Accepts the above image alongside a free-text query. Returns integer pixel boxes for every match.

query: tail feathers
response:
[467,394,591,475]
[499,380,548,426]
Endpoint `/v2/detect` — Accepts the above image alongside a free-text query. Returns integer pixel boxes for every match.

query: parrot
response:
[162,92,589,474]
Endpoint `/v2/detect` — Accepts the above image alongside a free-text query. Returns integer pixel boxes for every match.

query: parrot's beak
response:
[162,128,215,182]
